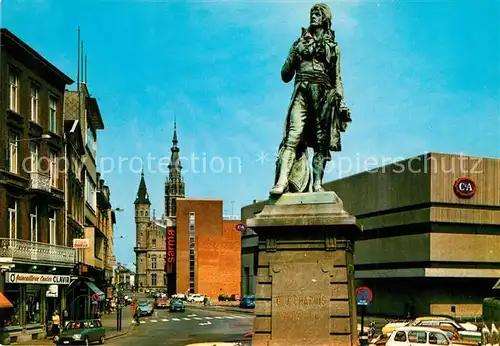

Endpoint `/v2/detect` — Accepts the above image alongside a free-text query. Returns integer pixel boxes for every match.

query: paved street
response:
[106,306,253,346]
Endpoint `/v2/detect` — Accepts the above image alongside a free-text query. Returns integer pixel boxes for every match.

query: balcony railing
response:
[29,172,51,192]
[0,238,75,266]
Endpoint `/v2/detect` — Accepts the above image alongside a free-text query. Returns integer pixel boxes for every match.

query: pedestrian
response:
[133,305,141,325]
[51,310,60,337]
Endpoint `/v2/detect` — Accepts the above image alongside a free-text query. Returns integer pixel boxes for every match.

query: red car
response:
[155,298,170,309]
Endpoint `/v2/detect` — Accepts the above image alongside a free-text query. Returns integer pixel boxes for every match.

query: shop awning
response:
[0,292,13,309]
[85,281,105,302]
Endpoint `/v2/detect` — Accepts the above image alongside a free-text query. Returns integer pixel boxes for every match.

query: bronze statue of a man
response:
[270,3,352,195]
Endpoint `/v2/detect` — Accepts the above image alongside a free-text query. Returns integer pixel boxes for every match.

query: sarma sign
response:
[166,227,176,273]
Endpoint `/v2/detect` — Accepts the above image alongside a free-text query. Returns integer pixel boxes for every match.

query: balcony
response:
[0,238,75,267]
[29,172,51,192]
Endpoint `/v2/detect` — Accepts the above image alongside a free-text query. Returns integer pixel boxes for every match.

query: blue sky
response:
[2,0,499,267]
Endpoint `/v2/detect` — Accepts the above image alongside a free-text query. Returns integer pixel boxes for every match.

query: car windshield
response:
[65,321,87,330]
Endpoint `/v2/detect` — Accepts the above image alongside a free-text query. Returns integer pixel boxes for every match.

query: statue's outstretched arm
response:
[281,41,299,83]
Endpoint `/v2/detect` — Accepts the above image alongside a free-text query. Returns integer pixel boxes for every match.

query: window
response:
[151,274,157,286]
[9,69,19,112]
[86,126,96,157]
[151,255,157,269]
[428,332,449,345]
[30,205,38,242]
[189,212,195,291]
[30,143,40,173]
[8,199,17,239]
[4,289,20,326]
[49,151,58,188]
[393,331,407,342]
[26,287,42,324]
[8,132,18,174]
[49,97,57,133]
[85,173,96,210]
[152,239,156,249]
[49,209,56,245]
[30,84,39,122]
[408,331,427,344]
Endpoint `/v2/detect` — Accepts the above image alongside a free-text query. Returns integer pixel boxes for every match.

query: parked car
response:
[437,325,479,345]
[381,320,411,335]
[187,294,205,303]
[386,326,452,345]
[410,317,482,343]
[218,294,230,301]
[239,295,255,308]
[230,294,241,301]
[138,301,155,316]
[170,299,185,312]
[54,319,105,345]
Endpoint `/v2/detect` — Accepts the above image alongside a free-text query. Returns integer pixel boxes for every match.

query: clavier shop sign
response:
[5,273,71,285]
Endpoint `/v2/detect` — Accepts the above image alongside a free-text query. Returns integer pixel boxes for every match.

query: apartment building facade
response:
[0,28,76,343]
[63,83,111,319]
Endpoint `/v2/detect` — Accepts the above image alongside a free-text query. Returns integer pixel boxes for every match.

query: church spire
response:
[165,119,185,219]
[172,116,178,144]
[135,171,151,205]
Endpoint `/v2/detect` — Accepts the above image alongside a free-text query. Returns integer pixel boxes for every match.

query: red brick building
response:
[173,198,241,299]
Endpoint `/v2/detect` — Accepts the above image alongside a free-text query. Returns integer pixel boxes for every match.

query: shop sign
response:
[73,239,90,248]
[453,177,476,198]
[166,227,176,272]
[108,256,116,264]
[46,285,58,298]
[6,273,71,285]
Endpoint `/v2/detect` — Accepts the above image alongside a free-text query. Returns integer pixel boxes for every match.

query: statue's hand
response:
[295,41,309,56]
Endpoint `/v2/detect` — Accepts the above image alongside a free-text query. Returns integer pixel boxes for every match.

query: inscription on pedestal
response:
[271,261,330,345]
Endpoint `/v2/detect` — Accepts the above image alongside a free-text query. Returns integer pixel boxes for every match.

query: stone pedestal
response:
[247,192,360,346]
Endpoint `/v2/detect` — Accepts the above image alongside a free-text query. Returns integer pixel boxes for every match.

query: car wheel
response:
[99,336,105,344]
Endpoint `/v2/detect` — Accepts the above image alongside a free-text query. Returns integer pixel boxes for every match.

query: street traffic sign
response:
[235,223,247,232]
[356,286,373,306]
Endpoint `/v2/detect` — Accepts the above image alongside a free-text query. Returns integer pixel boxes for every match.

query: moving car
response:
[170,299,185,312]
[155,298,170,309]
[54,319,105,345]
[138,301,155,316]
[239,295,255,308]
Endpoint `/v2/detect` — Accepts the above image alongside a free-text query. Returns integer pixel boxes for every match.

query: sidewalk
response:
[17,307,134,345]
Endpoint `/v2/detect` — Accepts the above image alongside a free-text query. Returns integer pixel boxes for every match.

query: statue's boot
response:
[270,148,295,195]
[312,153,327,192]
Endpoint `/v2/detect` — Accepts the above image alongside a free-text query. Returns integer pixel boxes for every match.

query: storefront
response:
[2,271,71,344]
[66,277,106,321]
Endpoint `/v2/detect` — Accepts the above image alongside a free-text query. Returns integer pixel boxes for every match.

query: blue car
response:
[170,299,185,312]
[138,301,154,316]
[239,295,255,308]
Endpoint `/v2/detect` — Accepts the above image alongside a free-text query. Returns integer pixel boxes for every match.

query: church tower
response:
[134,171,151,290]
[165,120,185,219]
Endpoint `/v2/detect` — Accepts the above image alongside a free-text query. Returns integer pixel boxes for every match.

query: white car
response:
[187,294,205,303]
[386,326,452,345]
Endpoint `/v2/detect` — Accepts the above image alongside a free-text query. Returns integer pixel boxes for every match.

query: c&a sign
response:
[166,227,176,273]
[453,177,476,199]
[5,273,71,285]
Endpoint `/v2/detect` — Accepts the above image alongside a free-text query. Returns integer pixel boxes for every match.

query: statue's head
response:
[310,3,332,30]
